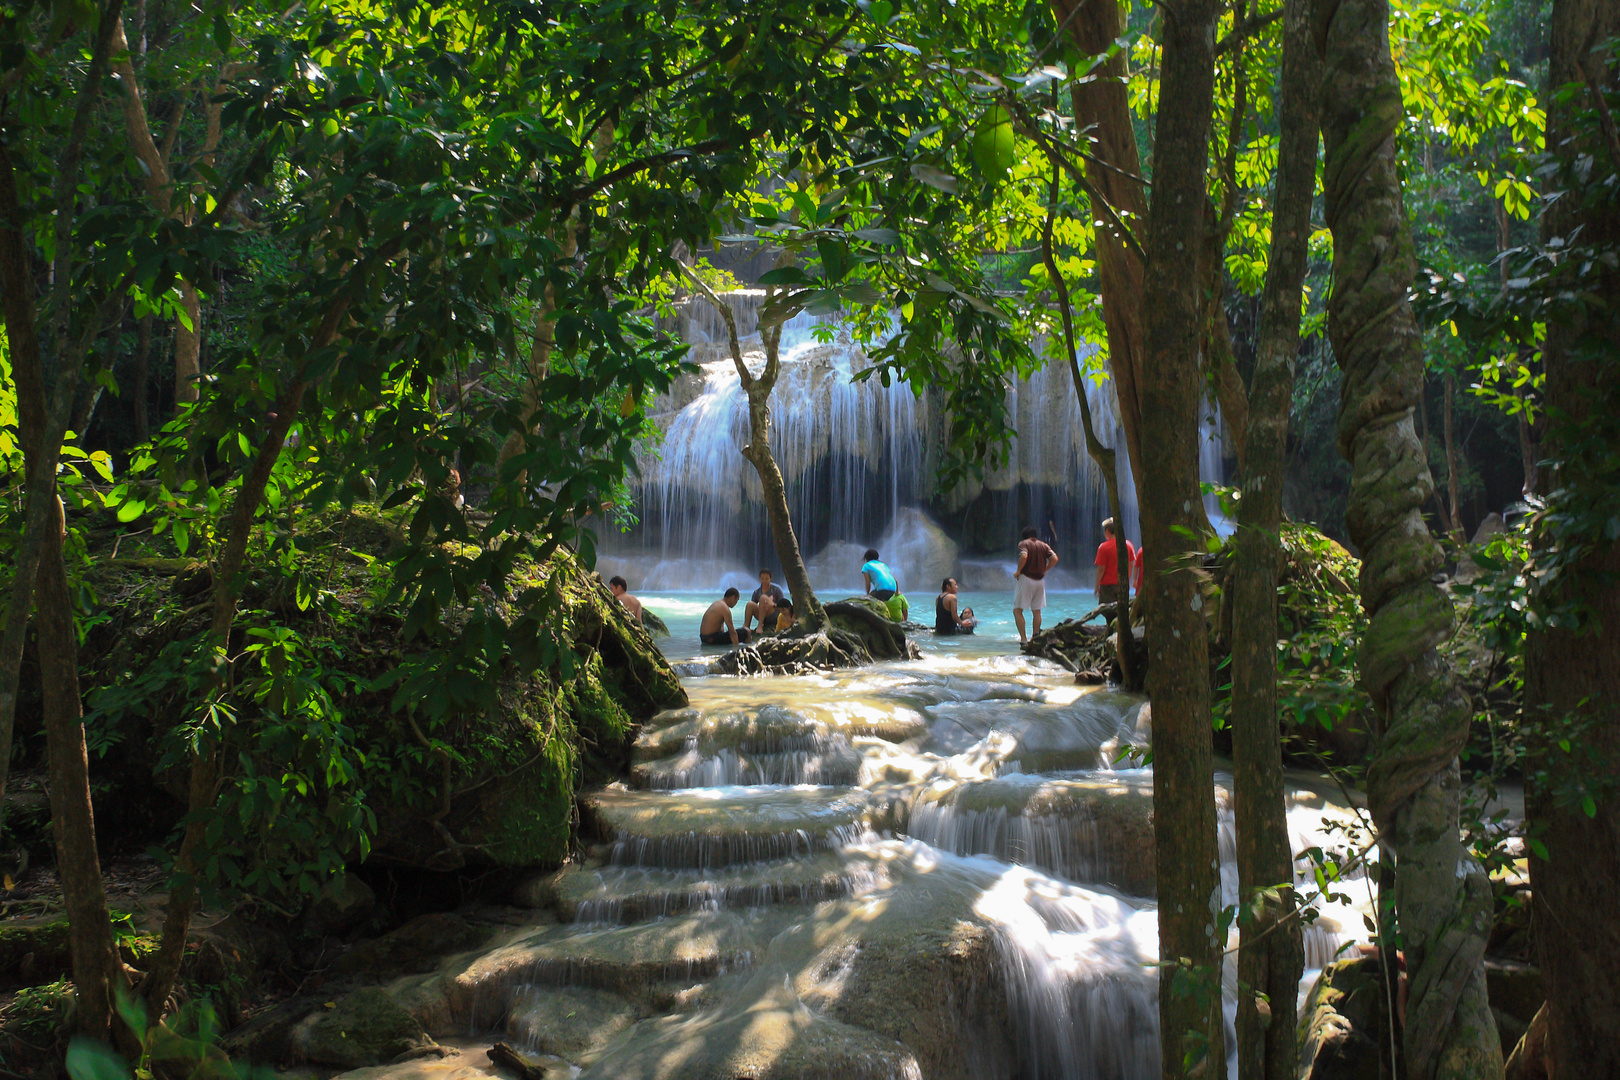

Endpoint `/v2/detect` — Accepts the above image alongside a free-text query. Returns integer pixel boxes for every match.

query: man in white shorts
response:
[1013,525,1059,646]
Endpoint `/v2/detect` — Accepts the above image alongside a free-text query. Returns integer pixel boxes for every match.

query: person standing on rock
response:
[1013,526,1058,645]
[700,588,749,646]
[1092,518,1136,608]
[860,548,898,602]
[608,576,644,624]
[743,568,785,633]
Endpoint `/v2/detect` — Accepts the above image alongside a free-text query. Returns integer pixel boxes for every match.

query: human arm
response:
[862,570,872,594]
[723,608,738,645]
[1015,549,1027,579]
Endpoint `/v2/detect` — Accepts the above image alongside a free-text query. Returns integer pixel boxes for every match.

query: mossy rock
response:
[82,532,687,877]
[292,986,433,1068]
[0,917,72,985]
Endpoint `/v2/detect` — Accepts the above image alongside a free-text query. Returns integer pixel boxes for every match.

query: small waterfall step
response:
[445,909,769,1021]
[909,772,1158,896]
[583,784,893,870]
[634,703,928,766]
[532,851,888,924]
[921,690,1149,773]
[632,739,865,790]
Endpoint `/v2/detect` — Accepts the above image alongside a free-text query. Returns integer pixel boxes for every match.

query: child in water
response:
[958,606,977,634]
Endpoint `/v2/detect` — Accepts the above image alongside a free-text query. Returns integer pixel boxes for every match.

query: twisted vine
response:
[1318,0,1502,1075]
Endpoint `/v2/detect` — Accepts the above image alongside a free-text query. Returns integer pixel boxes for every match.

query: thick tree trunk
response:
[1231,0,1318,1073]
[0,2,128,1039]
[1051,0,1149,507]
[1317,0,1502,1075]
[1137,0,1227,1073]
[1523,3,1620,1076]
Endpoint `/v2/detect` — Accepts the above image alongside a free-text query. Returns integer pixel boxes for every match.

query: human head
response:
[778,599,793,614]
[1021,526,1038,540]
[1101,517,1117,538]
[723,587,740,605]
[941,577,956,593]
[961,607,974,618]
[759,569,773,584]
[608,575,628,596]
[863,548,880,562]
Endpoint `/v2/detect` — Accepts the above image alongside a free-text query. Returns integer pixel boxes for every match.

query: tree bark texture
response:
[0,2,129,1039]
[1230,0,1318,1075]
[1137,0,1227,1073]
[1524,2,1620,1076]
[1051,0,1149,507]
[682,268,825,630]
[1317,0,1502,1075]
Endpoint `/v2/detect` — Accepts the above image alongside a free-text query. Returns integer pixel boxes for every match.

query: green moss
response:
[0,918,71,977]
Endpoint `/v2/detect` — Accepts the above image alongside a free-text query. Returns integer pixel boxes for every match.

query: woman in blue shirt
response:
[860,548,898,602]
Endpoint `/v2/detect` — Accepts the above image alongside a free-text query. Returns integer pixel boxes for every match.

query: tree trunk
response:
[1523,2,1620,1076]
[1041,175,1133,688]
[1137,0,1227,1073]
[1317,0,1502,1075]
[140,300,349,1014]
[1051,0,1149,509]
[742,324,824,631]
[1443,370,1465,540]
[681,267,824,629]
[1231,0,1319,1073]
[111,17,205,407]
[0,2,128,1039]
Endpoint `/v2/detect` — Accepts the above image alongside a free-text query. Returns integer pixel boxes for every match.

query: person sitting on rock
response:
[743,568,786,632]
[608,575,643,624]
[700,588,749,646]
[885,591,909,623]
[861,548,898,602]
[772,598,795,633]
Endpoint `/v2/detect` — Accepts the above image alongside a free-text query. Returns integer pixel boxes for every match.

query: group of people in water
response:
[607,518,1145,649]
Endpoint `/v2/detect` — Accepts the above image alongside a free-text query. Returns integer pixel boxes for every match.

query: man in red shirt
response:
[1093,517,1137,608]
[1014,525,1059,645]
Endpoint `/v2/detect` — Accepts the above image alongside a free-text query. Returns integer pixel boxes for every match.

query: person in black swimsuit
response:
[935,577,972,635]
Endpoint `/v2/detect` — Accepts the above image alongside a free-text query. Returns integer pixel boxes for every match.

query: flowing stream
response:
[441,631,1374,1080]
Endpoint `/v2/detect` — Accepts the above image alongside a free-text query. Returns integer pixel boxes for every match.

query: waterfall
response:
[601,291,1228,592]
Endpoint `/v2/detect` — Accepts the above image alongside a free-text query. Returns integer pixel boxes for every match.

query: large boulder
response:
[291,987,435,1068]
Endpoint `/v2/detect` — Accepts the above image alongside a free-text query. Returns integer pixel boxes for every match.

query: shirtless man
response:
[699,588,750,646]
[743,569,785,632]
[608,576,643,623]
[1013,525,1059,645]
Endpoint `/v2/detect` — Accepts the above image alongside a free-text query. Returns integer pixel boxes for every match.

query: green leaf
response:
[868,0,894,25]
[970,105,1016,183]
[66,1036,132,1080]
[852,227,900,245]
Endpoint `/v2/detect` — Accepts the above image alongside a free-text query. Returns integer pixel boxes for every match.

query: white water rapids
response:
[446,643,1374,1080]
